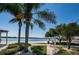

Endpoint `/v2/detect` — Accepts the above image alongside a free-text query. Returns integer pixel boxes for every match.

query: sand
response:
[31,43,47,46]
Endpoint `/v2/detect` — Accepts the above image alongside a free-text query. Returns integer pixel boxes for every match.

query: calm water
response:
[0,37,62,44]
[0,38,48,44]
[0,37,79,44]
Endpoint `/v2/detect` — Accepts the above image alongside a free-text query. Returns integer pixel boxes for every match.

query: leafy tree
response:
[45,24,66,44]
[45,28,58,37]
[45,22,79,49]
[56,24,66,44]
[65,23,79,49]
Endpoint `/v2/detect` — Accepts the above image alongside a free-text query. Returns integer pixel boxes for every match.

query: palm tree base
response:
[24,49,28,53]
[24,46,28,53]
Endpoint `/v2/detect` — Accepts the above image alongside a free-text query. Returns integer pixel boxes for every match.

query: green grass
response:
[31,46,46,55]
[0,47,19,55]
[56,46,79,55]
[0,43,31,55]
[56,47,71,55]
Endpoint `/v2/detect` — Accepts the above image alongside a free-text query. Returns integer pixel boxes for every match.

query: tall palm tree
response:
[23,3,56,50]
[0,4,23,45]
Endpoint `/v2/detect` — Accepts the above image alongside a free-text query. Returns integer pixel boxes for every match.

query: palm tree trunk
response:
[25,22,29,44]
[25,21,30,52]
[18,21,22,46]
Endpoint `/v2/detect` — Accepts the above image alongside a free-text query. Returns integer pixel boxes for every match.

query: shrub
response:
[0,43,30,55]
[7,44,18,49]
[31,46,46,55]
[56,47,71,55]
[56,46,79,55]
[18,45,25,51]
[0,47,19,55]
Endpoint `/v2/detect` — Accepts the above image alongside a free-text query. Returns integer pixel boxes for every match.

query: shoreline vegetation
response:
[0,43,79,55]
[55,45,79,55]
[0,43,47,55]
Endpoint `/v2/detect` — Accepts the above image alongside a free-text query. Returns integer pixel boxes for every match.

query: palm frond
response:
[24,3,42,11]
[0,4,22,17]
[34,19,46,30]
[32,3,44,10]
[30,23,34,30]
[24,3,33,14]
[37,10,56,24]
[9,18,18,23]
[0,4,8,12]
[23,3,43,16]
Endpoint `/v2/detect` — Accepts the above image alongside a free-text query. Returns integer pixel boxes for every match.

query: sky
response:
[1,3,79,37]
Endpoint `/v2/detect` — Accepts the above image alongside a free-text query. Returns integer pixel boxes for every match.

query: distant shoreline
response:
[0,41,47,44]
[1,37,48,39]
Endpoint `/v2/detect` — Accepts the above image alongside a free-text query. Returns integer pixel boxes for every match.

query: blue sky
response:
[0,3,79,37]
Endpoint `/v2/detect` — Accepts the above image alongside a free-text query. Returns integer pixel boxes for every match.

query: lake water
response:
[0,37,68,44]
[0,37,79,44]
[0,38,48,44]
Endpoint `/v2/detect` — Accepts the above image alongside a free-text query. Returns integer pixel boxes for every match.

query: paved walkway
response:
[47,44,59,55]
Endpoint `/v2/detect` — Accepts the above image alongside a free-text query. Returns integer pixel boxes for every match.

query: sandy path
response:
[31,43,47,46]
[47,44,59,55]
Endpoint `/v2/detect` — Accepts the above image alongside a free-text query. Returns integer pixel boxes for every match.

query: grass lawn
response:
[31,46,47,55]
[0,43,30,55]
[56,45,79,55]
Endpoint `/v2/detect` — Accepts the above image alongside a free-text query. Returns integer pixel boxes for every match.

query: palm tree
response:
[0,4,23,45]
[23,3,56,51]
[9,14,23,45]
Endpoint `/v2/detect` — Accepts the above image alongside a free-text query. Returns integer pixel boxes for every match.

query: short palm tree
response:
[23,3,56,51]
[9,13,23,45]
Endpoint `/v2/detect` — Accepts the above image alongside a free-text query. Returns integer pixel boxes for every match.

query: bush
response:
[0,43,30,55]
[56,47,71,55]
[56,47,79,55]
[7,44,18,49]
[0,47,19,55]
[31,46,46,55]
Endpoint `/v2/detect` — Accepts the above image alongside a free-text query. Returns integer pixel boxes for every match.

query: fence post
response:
[0,32,1,43]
